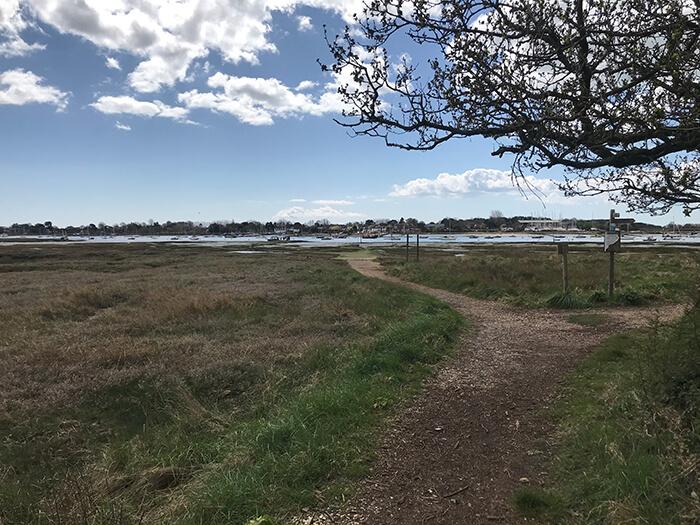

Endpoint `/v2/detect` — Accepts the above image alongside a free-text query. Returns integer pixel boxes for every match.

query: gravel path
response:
[300,259,684,525]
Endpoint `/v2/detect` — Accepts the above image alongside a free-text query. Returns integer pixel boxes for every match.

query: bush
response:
[588,289,608,304]
[545,291,585,309]
[616,288,645,306]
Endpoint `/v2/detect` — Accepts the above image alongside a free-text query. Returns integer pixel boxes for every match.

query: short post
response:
[406,233,409,262]
[416,233,420,262]
[557,243,569,291]
[605,209,621,297]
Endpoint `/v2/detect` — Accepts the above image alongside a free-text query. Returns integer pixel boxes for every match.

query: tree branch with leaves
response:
[325,0,700,215]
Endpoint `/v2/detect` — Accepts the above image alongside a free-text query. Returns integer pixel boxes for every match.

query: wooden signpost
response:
[605,209,623,297]
[557,243,569,291]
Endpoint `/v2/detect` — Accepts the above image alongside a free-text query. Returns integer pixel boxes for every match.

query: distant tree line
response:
[0,216,693,237]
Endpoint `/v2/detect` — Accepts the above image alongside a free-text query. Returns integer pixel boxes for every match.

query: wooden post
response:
[416,233,420,262]
[557,243,569,291]
[406,233,409,262]
[606,209,616,297]
[609,251,615,297]
[608,208,619,297]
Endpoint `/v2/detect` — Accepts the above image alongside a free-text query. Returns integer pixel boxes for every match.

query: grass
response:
[513,303,700,524]
[379,244,698,308]
[0,243,463,525]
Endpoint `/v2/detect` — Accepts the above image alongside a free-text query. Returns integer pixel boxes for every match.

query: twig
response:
[443,485,469,499]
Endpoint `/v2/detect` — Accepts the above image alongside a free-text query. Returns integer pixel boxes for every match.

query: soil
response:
[298,259,684,525]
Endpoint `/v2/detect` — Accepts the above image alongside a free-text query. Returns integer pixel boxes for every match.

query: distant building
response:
[519,219,568,231]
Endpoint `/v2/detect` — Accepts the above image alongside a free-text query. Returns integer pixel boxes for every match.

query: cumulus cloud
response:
[390,169,559,197]
[273,205,364,222]
[0,68,68,108]
[297,15,312,31]
[0,0,374,125]
[295,80,316,91]
[115,121,130,130]
[105,57,121,70]
[313,199,354,205]
[389,168,609,206]
[179,72,340,125]
[0,0,368,95]
[91,95,189,121]
[0,37,44,57]
[0,0,45,56]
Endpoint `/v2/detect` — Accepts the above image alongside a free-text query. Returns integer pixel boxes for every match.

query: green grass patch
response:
[515,304,700,523]
[378,245,698,309]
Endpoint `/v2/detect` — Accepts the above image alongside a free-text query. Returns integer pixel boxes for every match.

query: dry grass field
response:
[0,242,462,524]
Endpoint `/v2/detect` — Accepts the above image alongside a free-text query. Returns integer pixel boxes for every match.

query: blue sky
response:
[0,1,692,227]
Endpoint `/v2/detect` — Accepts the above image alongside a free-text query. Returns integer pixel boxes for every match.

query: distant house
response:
[519,219,567,231]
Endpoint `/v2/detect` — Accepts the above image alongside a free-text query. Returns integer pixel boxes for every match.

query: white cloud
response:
[297,15,312,32]
[289,198,306,202]
[0,0,45,56]
[313,199,354,205]
[115,121,130,130]
[0,0,368,95]
[179,72,339,125]
[106,57,121,70]
[91,95,189,121]
[273,205,364,222]
[389,168,610,207]
[0,68,68,109]
[390,168,559,197]
[295,80,316,91]
[0,0,368,125]
[0,37,44,57]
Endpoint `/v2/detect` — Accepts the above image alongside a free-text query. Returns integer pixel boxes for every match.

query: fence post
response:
[557,243,569,292]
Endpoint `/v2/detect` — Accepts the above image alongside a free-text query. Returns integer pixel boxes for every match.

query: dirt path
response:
[313,259,684,525]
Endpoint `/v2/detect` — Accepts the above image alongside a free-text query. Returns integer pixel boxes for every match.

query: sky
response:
[0,0,694,228]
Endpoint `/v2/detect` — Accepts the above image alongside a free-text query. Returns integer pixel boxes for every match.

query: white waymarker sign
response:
[604,231,621,252]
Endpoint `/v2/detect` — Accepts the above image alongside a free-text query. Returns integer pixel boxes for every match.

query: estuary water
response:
[2,233,699,246]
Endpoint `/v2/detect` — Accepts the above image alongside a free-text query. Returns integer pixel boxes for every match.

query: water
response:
[3,233,699,246]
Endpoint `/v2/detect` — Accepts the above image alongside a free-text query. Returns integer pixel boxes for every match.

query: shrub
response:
[545,291,585,309]
[616,288,644,306]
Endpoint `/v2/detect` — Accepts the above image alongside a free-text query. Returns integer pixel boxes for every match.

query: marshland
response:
[0,241,698,524]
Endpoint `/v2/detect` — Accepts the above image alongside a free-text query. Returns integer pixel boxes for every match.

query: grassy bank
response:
[514,303,700,523]
[0,244,463,524]
[380,244,698,308]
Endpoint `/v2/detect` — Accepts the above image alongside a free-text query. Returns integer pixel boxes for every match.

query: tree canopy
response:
[326,0,700,214]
